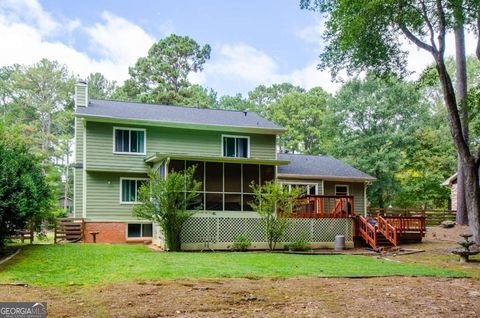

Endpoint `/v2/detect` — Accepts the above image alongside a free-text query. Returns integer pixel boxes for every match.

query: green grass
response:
[0,244,468,286]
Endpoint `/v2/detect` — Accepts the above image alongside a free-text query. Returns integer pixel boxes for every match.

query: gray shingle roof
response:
[277,153,375,181]
[75,99,284,132]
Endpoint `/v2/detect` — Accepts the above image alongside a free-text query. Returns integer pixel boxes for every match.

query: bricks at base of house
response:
[83,222,145,243]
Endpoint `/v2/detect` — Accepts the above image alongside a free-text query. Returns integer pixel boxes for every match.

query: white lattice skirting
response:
[153,214,354,250]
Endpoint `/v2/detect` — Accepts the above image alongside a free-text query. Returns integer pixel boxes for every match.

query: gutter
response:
[277,173,376,182]
[74,113,286,135]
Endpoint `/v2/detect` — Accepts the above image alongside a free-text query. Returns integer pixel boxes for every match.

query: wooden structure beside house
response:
[71,81,426,249]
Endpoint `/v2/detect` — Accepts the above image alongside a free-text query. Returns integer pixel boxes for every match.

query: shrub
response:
[232,234,252,251]
[134,165,202,251]
[249,181,304,250]
[285,236,312,251]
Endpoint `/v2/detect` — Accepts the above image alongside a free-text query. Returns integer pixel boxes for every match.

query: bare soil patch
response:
[1,276,479,317]
[426,224,471,242]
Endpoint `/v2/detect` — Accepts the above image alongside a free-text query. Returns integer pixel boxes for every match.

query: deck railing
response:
[291,195,355,218]
[382,216,426,237]
[377,215,398,246]
[358,215,377,248]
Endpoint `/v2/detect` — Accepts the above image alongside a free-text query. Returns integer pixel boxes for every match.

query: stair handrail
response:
[358,215,377,249]
[376,215,398,246]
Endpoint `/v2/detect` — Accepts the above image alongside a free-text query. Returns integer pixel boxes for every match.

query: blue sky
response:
[0,0,471,96]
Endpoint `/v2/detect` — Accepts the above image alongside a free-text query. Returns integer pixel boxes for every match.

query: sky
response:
[0,0,477,96]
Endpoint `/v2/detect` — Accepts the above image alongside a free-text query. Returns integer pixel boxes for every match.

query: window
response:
[335,185,349,196]
[127,223,153,238]
[283,183,318,196]
[222,136,249,158]
[120,178,147,203]
[114,127,145,154]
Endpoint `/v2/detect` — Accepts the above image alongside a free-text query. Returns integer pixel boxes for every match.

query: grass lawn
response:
[0,244,468,286]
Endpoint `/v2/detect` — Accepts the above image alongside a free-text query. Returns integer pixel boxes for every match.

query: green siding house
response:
[73,82,375,249]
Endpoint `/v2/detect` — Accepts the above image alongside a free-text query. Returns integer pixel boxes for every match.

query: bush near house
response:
[134,166,202,251]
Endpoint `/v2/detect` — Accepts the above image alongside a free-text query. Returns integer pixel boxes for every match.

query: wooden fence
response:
[367,208,456,227]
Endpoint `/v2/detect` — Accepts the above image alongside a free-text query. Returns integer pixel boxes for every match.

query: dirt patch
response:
[426,225,471,242]
[1,277,479,317]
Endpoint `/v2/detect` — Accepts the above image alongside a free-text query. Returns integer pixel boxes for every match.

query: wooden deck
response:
[290,196,426,248]
[291,195,355,218]
[358,215,426,249]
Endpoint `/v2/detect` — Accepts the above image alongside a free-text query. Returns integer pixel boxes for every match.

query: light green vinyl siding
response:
[86,171,148,221]
[73,118,84,217]
[323,181,365,215]
[85,122,277,173]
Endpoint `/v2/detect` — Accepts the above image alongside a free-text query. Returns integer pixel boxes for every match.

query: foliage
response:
[269,87,330,153]
[0,129,53,250]
[87,72,118,99]
[134,166,202,251]
[232,234,252,251]
[324,74,455,208]
[284,235,312,251]
[249,182,304,250]
[0,244,468,286]
[124,34,212,105]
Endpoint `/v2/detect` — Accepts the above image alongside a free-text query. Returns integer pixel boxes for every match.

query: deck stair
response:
[54,218,85,243]
[357,215,425,249]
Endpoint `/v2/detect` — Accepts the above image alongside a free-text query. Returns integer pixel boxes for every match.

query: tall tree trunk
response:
[436,58,480,243]
[454,17,469,225]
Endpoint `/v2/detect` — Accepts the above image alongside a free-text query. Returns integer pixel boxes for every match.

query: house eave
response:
[277,173,376,183]
[145,152,290,166]
[74,113,286,135]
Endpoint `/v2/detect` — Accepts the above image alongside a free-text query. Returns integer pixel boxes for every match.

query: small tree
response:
[134,166,201,251]
[0,131,53,251]
[249,182,304,250]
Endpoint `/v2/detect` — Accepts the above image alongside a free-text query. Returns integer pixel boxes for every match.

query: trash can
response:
[335,235,345,251]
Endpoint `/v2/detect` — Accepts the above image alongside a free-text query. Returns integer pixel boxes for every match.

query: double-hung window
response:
[223,135,249,158]
[121,178,147,203]
[114,127,145,154]
[335,185,349,196]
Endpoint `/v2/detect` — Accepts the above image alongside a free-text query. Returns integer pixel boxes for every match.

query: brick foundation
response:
[83,222,153,243]
[84,222,126,243]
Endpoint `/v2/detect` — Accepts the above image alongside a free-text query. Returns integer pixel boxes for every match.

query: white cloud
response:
[193,42,340,94]
[0,0,155,83]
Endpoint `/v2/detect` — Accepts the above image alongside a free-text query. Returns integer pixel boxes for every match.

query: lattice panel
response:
[283,219,312,242]
[217,217,267,242]
[179,216,353,244]
[312,219,353,241]
[181,217,217,243]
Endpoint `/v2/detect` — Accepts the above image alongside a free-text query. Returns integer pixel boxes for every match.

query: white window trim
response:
[221,134,250,158]
[113,127,147,155]
[126,223,153,239]
[335,184,350,196]
[279,182,319,195]
[119,177,149,204]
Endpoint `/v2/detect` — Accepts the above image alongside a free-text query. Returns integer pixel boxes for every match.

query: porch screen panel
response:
[206,162,222,192]
[243,194,255,211]
[206,193,223,210]
[260,165,275,185]
[224,163,241,192]
[225,194,241,211]
[243,164,259,193]
[169,160,185,173]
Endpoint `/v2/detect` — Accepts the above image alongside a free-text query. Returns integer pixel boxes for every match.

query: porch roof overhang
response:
[145,152,290,166]
[277,173,376,183]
